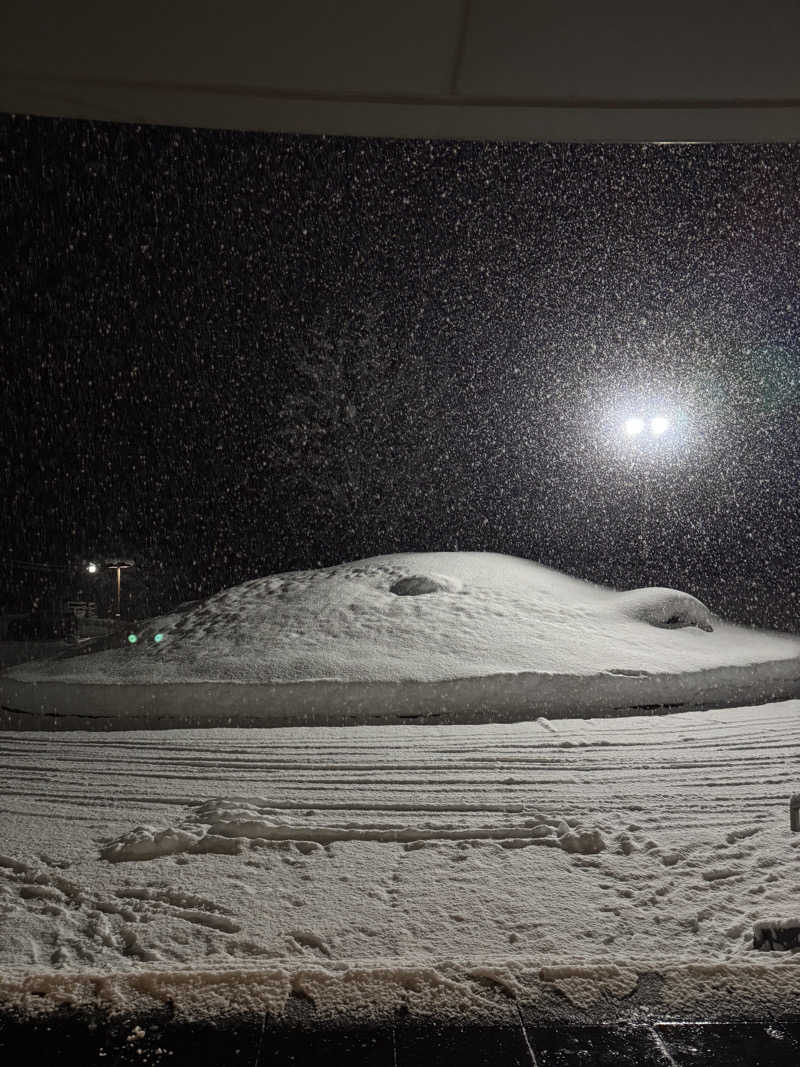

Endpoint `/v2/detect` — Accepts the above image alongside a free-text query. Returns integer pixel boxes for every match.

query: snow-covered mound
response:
[1,553,798,728]
[614,587,715,632]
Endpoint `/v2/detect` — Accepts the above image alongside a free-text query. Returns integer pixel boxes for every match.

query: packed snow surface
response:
[2,702,800,1023]
[1,554,798,728]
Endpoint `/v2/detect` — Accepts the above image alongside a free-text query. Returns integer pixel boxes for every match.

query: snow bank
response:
[5,959,800,1027]
[1,553,797,728]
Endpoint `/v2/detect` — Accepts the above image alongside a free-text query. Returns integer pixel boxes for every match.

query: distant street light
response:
[85,558,135,617]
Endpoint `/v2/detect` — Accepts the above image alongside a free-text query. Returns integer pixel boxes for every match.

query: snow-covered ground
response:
[1,553,798,728]
[2,701,800,1023]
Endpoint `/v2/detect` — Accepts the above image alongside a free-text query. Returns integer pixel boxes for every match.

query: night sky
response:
[2,115,798,629]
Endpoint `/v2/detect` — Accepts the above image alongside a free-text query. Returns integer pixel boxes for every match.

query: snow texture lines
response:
[1,700,800,981]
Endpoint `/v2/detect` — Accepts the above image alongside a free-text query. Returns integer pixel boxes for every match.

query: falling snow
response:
[1,119,799,628]
[1,116,799,1027]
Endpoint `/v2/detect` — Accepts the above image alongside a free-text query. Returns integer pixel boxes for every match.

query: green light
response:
[154,633,164,643]
[127,633,138,644]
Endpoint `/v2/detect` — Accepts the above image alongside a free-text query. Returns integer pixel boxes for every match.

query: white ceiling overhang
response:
[2,1,800,141]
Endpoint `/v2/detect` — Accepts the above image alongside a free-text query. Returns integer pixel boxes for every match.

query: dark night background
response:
[1,114,798,630]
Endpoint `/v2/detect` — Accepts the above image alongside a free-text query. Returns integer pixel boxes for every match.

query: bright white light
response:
[86,562,98,574]
[651,416,670,436]
[624,417,645,436]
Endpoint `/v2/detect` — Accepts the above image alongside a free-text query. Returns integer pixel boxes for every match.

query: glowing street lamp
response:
[623,414,670,438]
[85,558,135,617]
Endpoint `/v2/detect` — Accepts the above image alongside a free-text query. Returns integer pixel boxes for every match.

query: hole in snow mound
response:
[390,575,447,596]
[616,588,715,632]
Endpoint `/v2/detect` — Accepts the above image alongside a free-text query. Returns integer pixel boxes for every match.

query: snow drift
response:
[1,552,797,728]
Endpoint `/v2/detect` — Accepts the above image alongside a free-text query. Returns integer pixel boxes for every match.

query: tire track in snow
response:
[2,703,799,830]
[2,699,800,975]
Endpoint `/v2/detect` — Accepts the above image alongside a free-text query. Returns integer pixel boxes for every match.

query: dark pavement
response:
[2,1013,800,1065]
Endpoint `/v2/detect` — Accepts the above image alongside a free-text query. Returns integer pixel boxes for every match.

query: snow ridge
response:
[99,800,608,863]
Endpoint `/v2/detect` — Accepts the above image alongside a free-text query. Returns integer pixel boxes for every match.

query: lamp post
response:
[86,559,135,618]
[622,414,671,569]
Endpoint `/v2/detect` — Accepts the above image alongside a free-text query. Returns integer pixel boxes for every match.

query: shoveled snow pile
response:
[2,701,800,1024]
[3,552,788,683]
[1,552,797,728]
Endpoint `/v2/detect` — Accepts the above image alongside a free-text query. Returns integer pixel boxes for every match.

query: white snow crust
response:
[3,700,800,1023]
[1,553,797,729]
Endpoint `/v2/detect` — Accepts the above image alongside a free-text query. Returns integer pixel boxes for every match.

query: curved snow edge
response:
[1,658,798,730]
[2,958,800,1025]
